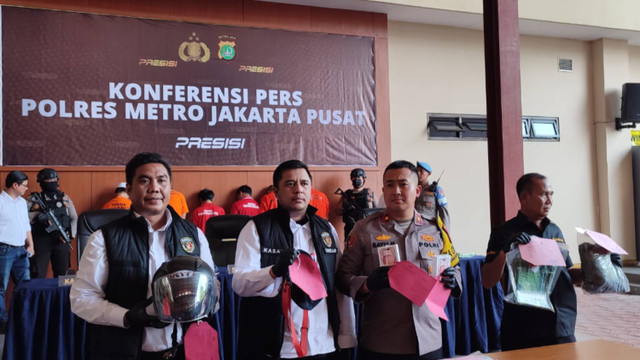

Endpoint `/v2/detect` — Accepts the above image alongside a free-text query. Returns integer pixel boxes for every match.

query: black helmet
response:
[152,256,217,323]
[350,168,366,179]
[37,168,59,183]
[288,251,324,310]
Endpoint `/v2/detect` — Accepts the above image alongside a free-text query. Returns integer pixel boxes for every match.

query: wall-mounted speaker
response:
[621,83,640,122]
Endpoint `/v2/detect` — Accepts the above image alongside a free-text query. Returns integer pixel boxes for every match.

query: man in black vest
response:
[232,159,356,360]
[70,152,218,360]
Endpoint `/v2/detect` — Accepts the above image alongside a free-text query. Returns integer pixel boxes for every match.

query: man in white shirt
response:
[70,152,218,360]
[232,159,356,360]
[0,171,34,333]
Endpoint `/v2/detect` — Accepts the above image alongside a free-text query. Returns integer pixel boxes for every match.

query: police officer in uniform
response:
[415,161,450,232]
[337,168,376,240]
[337,161,461,359]
[28,168,77,278]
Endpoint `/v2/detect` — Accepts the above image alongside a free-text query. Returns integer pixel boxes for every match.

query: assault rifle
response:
[31,192,73,250]
[334,187,368,221]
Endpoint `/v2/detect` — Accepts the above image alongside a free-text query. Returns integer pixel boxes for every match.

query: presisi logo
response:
[139,59,178,67]
[238,65,274,74]
[176,137,246,149]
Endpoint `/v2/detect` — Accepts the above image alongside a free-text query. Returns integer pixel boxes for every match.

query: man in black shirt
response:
[481,173,580,351]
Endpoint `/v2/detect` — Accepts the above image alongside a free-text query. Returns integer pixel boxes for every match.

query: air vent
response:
[558,58,573,72]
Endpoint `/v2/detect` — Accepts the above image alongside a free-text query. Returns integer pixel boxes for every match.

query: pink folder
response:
[288,252,327,301]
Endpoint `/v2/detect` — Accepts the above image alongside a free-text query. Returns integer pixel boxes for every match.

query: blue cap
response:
[416,161,432,173]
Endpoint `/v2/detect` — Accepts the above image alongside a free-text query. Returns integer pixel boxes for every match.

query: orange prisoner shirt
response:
[310,188,330,219]
[102,195,131,210]
[258,192,278,214]
[169,190,189,217]
[257,189,329,219]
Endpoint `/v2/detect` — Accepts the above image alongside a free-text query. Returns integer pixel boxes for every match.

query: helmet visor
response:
[152,269,214,323]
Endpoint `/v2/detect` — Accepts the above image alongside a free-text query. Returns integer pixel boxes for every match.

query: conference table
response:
[2,256,501,360]
[486,339,640,359]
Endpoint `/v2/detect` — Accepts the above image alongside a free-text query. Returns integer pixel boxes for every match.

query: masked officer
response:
[336,168,376,240]
[28,168,77,278]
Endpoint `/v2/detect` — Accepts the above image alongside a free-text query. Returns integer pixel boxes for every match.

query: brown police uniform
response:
[336,211,462,356]
[415,185,450,232]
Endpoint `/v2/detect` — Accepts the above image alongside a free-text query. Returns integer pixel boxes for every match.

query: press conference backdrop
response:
[1,6,377,166]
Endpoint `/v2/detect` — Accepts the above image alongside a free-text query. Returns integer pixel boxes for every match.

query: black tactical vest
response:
[85,208,200,360]
[237,206,341,359]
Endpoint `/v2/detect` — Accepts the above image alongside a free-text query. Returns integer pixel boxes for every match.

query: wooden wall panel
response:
[91,170,128,209]
[243,1,312,31]
[0,0,390,271]
[310,7,375,36]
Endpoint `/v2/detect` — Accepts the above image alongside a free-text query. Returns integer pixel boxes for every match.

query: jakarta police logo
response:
[321,232,332,247]
[180,237,196,253]
[178,32,211,63]
[218,35,237,60]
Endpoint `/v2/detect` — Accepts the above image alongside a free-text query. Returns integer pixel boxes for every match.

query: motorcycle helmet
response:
[152,255,217,323]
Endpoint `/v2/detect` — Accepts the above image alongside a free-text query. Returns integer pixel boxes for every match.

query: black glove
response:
[272,248,300,277]
[124,297,169,329]
[366,266,391,292]
[439,267,457,289]
[504,232,531,252]
[610,253,623,267]
[36,212,49,225]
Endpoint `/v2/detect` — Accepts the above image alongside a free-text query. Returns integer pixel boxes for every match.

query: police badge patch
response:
[421,234,434,242]
[180,237,195,253]
[321,232,332,247]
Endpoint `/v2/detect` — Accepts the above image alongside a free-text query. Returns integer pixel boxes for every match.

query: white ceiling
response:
[263,0,640,46]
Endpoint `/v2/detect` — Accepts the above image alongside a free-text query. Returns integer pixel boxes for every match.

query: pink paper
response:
[289,253,328,301]
[184,321,220,360]
[388,261,433,306]
[425,277,451,321]
[518,236,566,266]
[585,230,628,255]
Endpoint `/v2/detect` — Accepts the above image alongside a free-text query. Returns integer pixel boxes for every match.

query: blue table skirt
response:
[2,256,501,360]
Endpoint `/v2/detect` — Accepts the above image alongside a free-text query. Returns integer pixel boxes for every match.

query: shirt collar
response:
[132,208,173,232]
[515,210,551,230]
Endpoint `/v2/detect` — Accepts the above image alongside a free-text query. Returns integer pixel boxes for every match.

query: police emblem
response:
[427,251,436,257]
[321,232,332,247]
[178,32,211,63]
[375,234,391,241]
[180,237,196,253]
[218,41,236,60]
[421,234,434,242]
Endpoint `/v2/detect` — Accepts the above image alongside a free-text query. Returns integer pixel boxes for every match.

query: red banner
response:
[1,6,377,166]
